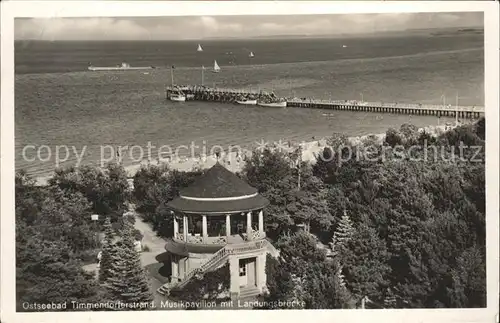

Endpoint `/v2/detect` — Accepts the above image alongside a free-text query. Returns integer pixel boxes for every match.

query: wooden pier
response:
[166,85,484,119]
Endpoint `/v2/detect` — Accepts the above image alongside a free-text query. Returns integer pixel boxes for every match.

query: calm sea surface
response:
[15,33,484,177]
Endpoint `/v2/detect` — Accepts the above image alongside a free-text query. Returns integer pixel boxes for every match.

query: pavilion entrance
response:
[239,257,256,287]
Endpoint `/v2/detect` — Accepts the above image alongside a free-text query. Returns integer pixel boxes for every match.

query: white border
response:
[1,2,498,323]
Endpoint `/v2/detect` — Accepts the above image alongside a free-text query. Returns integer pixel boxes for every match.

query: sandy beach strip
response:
[32,124,454,187]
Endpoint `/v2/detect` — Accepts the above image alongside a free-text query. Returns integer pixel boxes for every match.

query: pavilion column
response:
[229,256,240,301]
[202,215,208,240]
[246,211,252,240]
[173,216,179,238]
[183,215,188,242]
[226,214,231,237]
[257,254,267,293]
[171,255,178,282]
[258,210,264,234]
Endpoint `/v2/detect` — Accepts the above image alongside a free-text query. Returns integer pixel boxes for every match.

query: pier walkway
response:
[166,85,484,119]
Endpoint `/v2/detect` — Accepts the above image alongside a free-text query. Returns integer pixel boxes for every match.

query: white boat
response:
[236,99,257,105]
[197,44,203,52]
[212,60,221,73]
[249,51,255,58]
[342,45,347,48]
[257,101,287,108]
[169,93,186,102]
[88,62,154,71]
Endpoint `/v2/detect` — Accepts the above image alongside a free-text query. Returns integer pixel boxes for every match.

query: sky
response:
[15,12,483,41]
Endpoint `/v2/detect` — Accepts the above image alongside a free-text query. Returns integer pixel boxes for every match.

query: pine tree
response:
[99,216,116,283]
[340,221,391,304]
[104,219,153,306]
[330,210,355,255]
[336,264,346,289]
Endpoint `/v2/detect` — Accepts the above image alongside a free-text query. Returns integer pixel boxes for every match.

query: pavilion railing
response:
[243,229,266,241]
[174,233,266,245]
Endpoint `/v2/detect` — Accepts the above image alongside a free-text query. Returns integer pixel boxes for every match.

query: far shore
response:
[32,123,458,187]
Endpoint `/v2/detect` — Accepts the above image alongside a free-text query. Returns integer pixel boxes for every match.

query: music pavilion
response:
[161,162,277,300]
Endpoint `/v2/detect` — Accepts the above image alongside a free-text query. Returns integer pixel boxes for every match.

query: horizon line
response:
[14,25,484,42]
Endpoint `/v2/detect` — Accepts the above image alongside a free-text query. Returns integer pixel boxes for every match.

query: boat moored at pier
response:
[236,99,258,105]
[169,93,186,102]
[167,86,187,102]
[257,100,287,108]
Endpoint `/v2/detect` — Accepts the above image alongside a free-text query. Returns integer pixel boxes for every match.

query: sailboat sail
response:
[213,60,221,72]
[197,44,203,52]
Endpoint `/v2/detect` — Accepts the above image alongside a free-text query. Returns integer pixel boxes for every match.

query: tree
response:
[169,263,230,307]
[16,171,47,226]
[49,163,130,222]
[302,260,354,309]
[326,132,350,153]
[340,220,391,303]
[399,123,420,147]
[243,149,333,238]
[262,231,354,309]
[104,220,153,306]
[99,216,117,283]
[330,211,355,255]
[312,146,336,183]
[132,165,202,237]
[446,245,486,307]
[259,254,300,309]
[384,128,402,147]
[475,117,485,140]
[16,173,97,256]
[16,171,109,310]
[313,133,351,184]
[133,164,171,216]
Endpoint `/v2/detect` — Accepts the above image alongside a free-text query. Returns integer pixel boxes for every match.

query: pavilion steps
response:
[238,286,262,300]
[156,239,277,296]
[157,283,175,296]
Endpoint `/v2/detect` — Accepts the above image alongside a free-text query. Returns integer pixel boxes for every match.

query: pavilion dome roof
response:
[168,162,269,215]
[179,162,257,199]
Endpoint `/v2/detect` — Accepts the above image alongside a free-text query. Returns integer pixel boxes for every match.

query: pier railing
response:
[165,85,484,117]
[286,98,485,113]
[166,85,268,95]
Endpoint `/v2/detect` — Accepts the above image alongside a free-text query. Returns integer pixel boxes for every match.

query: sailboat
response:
[249,51,255,58]
[212,60,221,73]
[197,44,203,52]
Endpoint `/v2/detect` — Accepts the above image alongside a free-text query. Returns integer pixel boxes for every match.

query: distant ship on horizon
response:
[87,62,155,71]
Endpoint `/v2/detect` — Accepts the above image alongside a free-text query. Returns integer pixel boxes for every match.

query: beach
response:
[32,123,456,186]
